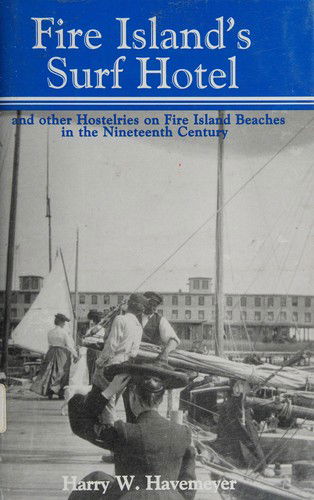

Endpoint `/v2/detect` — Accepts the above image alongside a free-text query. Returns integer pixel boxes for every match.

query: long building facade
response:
[1,275,313,348]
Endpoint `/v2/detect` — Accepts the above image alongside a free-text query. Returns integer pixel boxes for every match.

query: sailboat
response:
[12,251,74,354]
[133,111,314,498]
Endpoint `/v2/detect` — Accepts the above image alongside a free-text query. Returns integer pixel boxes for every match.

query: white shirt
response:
[97,312,143,367]
[47,325,77,356]
[142,314,180,345]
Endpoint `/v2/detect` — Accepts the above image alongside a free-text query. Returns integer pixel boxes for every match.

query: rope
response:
[133,117,314,291]
[180,397,219,417]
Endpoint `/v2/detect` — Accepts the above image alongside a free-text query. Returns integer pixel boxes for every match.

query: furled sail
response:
[138,344,314,391]
[12,253,74,354]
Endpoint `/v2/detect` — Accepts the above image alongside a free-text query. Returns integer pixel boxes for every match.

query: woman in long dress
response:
[31,313,78,399]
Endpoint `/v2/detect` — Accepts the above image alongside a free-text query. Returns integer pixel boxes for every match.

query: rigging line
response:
[133,117,314,291]
[237,162,313,295]
[271,181,314,325]
[180,397,218,417]
[224,217,253,353]
[250,419,307,480]
[269,168,314,295]
[219,168,314,325]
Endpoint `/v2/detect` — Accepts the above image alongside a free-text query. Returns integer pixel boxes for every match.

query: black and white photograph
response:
[1,110,314,499]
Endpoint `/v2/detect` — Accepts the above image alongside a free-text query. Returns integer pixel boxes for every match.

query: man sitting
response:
[68,362,196,500]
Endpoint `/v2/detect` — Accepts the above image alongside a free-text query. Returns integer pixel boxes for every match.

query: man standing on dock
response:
[142,291,180,361]
[123,291,181,422]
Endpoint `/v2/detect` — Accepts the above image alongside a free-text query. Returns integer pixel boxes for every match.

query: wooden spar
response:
[0,110,21,378]
[246,396,314,420]
[46,127,52,272]
[73,229,79,344]
[215,110,225,357]
[59,248,75,320]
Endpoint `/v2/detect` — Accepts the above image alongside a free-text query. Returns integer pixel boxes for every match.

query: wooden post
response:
[215,110,225,357]
[0,111,21,378]
[73,229,79,344]
[46,127,52,272]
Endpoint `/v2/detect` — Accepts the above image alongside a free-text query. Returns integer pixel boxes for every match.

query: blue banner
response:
[0,0,313,109]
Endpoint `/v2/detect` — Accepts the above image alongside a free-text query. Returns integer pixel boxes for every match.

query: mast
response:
[46,127,52,272]
[73,229,79,344]
[214,110,225,357]
[0,110,21,378]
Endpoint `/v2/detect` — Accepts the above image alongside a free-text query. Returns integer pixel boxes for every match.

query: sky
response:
[0,110,313,295]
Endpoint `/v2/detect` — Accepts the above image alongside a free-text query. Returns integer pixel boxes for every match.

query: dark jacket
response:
[215,396,266,470]
[142,312,162,345]
[69,390,196,500]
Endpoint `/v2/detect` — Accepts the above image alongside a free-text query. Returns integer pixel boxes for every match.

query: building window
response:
[157,309,163,316]
[267,297,274,307]
[172,295,178,306]
[226,296,233,307]
[198,296,204,306]
[79,294,85,304]
[118,295,124,304]
[21,277,30,290]
[254,311,261,321]
[24,293,31,304]
[280,311,287,321]
[203,325,210,340]
[185,296,191,306]
[185,310,191,320]
[198,310,205,320]
[103,295,110,305]
[11,308,17,317]
[292,312,298,322]
[0,293,4,303]
[242,311,247,321]
[91,295,98,305]
[172,310,178,319]
[182,326,191,340]
[267,311,274,321]
[292,296,298,307]
[254,297,261,307]
[11,293,17,304]
[280,296,286,307]
[240,296,247,307]
[305,313,311,323]
[212,296,215,305]
[31,277,39,290]
[201,279,208,289]
[193,279,200,289]
[305,297,311,307]
[226,310,232,320]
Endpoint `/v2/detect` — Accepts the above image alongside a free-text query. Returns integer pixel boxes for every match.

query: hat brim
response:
[103,362,189,389]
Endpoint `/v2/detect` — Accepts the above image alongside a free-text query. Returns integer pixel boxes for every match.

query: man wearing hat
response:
[91,293,148,425]
[68,361,196,500]
[142,291,180,362]
[31,313,78,399]
[214,379,266,472]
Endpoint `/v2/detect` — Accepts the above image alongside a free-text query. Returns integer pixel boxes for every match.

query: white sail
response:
[12,253,74,354]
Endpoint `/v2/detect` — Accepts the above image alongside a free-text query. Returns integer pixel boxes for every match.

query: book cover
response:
[0,1,313,499]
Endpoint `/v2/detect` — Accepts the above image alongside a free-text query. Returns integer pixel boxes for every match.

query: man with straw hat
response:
[68,361,196,500]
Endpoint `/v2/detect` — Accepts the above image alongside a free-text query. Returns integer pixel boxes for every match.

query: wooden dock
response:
[1,387,214,499]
